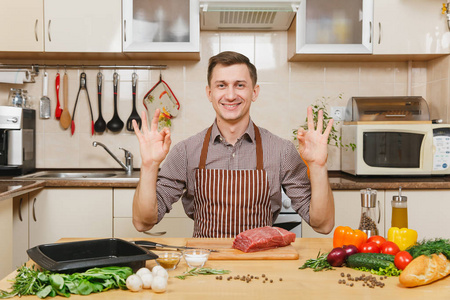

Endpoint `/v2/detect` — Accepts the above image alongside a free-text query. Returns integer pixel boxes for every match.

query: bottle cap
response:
[360,188,377,208]
[392,186,407,202]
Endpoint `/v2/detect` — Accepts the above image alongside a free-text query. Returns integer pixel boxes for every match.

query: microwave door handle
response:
[385,114,406,118]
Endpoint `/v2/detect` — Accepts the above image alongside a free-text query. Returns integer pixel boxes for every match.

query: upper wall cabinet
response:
[0,0,44,52]
[372,0,450,55]
[289,0,373,55]
[44,0,122,53]
[289,0,450,61]
[122,0,200,56]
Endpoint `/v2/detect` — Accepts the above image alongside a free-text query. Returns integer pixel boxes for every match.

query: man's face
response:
[206,63,259,125]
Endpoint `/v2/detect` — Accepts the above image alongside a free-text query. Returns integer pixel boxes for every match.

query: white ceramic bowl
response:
[183,249,210,268]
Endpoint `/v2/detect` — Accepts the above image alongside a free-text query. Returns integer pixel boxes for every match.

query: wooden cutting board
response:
[185,238,299,260]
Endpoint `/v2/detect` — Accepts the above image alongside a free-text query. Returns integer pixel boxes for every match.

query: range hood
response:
[199,1,299,30]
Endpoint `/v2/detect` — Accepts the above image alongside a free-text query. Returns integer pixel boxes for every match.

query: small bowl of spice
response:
[155,252,182,270]
[183,249,210,268]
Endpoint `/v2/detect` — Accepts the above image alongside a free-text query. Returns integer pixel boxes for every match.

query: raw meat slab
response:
[185,238,299,260]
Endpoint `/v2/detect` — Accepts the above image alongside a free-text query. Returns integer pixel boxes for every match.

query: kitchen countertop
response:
[0,180,45,202]
[0,237,449,299]
[2,170,450,202]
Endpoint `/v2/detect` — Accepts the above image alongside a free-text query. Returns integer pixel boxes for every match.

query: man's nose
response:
[224,86,236,100]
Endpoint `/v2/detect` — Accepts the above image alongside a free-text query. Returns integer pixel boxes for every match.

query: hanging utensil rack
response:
[0,64,167,83]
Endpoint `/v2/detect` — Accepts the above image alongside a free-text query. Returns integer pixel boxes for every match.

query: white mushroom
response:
[126,274,143,292]
[140,273,154,289]
[151,276,167,293]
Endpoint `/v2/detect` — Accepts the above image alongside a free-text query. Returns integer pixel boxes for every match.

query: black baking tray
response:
[27,238,158,273]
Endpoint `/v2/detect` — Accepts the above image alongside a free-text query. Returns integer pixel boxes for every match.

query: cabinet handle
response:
[377,200,381,224]
[143,231,166,236]
[124,20,126,42]
[378,22,381,44]
[32,197,37,222]
[18,197,23,222]
[48,20,52,42]
[34,19,39,42]
[369,21,372,43]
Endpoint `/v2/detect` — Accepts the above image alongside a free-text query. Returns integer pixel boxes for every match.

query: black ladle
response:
[126,72,142,131]
[94,72,106,133]
[107,72,124,132]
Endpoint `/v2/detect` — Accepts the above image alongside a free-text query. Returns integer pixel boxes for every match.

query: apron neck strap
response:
[199,123,264,170]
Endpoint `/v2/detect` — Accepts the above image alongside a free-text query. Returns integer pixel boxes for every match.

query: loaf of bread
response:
[399,253,450,287]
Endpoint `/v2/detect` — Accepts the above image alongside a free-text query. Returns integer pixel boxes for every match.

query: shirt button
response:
[232,153,235,158]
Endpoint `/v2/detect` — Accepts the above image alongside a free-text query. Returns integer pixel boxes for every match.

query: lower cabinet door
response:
[114,217,194,238]
[28,188,113,248]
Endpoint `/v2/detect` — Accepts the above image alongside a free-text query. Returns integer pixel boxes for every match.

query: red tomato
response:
[380,241,400,255]
[359,242,380,253]
[394,251,413,270]
[367,235,386,247]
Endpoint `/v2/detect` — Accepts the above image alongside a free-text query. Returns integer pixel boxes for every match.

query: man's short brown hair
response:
[207,51,257,87]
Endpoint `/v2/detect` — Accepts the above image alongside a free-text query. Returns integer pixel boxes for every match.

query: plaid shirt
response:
[155,119,312,225]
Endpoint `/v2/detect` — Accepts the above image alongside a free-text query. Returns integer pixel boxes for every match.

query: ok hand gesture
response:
[133,109,172,167]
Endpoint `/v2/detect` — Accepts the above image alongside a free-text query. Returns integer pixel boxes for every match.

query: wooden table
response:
[1,238,449,299]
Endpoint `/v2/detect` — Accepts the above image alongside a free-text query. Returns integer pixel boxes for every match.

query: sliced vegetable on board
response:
[387,227,418,251]
[333,226,367,249]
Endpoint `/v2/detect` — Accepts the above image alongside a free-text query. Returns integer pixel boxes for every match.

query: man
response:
[132,51,334,238]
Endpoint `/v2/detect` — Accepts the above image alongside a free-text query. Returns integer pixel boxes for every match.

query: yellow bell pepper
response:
[387,227,418,251]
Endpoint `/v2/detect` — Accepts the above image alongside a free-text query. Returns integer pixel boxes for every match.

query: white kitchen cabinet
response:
[289,0,373,55]
[27,188,113,248]
[373,0,450,55]
[0,198,13,279]
[384,190,450,240]
[0,0,44,52]
[302,190,385,238]
[113,188,194,238]
[122,0,199,54]
[44,0,122,52]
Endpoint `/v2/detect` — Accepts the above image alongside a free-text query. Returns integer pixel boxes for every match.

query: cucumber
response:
[346,253,394,270]
[353,253,395,263]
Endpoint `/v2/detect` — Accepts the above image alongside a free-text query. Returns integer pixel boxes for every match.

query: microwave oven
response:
[341,123,450,176]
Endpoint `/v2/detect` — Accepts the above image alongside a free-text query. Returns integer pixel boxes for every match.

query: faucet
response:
[92,141,133,175]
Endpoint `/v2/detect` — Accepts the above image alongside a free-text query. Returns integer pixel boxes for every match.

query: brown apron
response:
[193,124,271,238]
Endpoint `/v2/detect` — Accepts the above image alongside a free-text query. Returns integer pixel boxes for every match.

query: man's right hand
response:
[133,109,172,167]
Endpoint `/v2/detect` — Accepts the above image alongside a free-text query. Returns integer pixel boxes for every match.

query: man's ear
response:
[252,84,260,102]
[206,85,212,102]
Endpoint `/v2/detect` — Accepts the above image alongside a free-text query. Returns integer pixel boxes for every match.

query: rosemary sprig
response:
[175,267,231,280]
[299,251,334,272]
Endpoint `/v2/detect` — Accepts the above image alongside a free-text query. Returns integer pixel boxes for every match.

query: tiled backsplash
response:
[0,32,448,171]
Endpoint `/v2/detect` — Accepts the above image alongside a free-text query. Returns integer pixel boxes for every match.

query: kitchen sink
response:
[15,170,140,181]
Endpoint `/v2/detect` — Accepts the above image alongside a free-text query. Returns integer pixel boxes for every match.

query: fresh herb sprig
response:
[299,251,334,272]
[406,238,450,259]
[175,267,231,280]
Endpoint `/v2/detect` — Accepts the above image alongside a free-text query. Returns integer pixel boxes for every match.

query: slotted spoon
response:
[126,72,141,131]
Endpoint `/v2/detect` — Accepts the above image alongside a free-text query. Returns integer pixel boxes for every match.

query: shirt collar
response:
[212,119,255,144]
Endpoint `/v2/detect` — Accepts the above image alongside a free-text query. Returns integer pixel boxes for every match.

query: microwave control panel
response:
[432,127,450,170]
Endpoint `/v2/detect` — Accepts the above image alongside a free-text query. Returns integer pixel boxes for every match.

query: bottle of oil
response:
[391,187,408,228]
